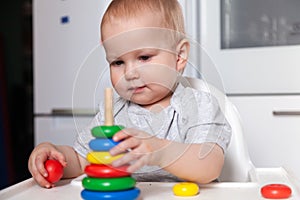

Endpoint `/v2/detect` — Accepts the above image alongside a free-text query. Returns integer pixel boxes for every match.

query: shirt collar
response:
[115,82,186,116]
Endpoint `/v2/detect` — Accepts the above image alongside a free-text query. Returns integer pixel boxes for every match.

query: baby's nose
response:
[125,64,140,80]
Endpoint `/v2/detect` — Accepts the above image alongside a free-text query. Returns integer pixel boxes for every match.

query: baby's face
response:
[101,13,184,109]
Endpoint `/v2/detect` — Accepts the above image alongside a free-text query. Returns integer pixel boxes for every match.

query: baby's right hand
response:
[28,142,67,188]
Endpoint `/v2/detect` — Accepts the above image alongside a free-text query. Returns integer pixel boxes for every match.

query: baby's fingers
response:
[112,152,137,168]
[112,151,148,173]
[35,154,49,178]
[112,146,148,169]
[112,129,132,142]
[110,137,139,156]
[127,156,149,173]
[49,151,67,167]
[30,157,53,188]
[33,170,53,188]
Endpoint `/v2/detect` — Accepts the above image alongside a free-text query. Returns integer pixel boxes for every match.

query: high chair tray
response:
[0,168,299,200]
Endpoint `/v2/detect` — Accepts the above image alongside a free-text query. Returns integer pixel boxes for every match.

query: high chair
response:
[180,76,255,182]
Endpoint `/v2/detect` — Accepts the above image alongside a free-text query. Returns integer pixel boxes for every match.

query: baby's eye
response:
[111,60,124,66]
[139,55,151,61]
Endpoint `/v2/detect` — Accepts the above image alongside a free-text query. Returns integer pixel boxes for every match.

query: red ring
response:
[261,184,292,199]
[84,164,131,178]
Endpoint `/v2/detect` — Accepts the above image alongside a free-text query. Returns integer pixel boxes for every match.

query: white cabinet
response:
[34,116,92,146]
[33,0,112,114]
[200,0,300,94]
[229,95,300,182]
[33,0,111,147]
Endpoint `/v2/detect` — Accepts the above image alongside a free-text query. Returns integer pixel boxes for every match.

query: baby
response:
[28,0,231,188]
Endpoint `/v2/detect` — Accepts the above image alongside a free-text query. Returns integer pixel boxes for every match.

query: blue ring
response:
[81,188,140,200]
[89,138,119,151]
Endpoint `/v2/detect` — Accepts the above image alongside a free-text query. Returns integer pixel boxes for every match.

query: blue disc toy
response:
[81,188,140,200]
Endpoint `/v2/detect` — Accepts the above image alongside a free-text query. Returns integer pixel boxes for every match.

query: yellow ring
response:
[87,152,124,164]
[173,182,199,196]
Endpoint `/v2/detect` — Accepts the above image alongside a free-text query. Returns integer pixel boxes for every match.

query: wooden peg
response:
[104,88,114,126]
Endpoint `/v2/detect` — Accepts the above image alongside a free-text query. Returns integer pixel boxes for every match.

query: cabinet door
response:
[34,117,92,146]
[221,0,300,48]
[229,96,300,181]
[200,0,300,94]
[33,0,111,114]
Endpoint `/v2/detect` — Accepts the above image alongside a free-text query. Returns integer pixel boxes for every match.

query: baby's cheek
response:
[112,77,130,99]
[141,64,178,88]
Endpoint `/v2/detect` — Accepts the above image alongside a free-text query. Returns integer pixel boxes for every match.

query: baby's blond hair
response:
[101,0,185,41]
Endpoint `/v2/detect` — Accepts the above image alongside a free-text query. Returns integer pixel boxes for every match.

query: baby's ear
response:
[176,39,190,73]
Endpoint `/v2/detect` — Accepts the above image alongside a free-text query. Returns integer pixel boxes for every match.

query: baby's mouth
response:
[130,85,146,93]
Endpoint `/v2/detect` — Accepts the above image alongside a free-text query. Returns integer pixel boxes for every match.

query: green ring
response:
[91,125,124,138]
[82,176,136,191]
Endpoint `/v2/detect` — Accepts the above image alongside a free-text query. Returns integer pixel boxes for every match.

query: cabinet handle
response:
[273,110,300,116]
[52,109,97,117]
[35,109,97,117]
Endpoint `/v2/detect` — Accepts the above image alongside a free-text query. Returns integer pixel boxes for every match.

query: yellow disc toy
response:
[173,182,199,196]
[87,152,124,164]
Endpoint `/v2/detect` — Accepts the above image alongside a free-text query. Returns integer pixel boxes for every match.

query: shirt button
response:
[181,118,187,124]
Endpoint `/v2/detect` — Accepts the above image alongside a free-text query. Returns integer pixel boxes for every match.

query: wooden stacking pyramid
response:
[81,88,140,200]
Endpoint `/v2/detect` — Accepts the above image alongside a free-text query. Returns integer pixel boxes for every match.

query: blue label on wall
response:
[61,16,69,24]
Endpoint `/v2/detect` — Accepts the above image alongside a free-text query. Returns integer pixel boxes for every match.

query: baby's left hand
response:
[109,128,167,172]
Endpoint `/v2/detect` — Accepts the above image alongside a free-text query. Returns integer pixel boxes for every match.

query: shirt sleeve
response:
[73,111,104,158]
[183,89,232,153]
